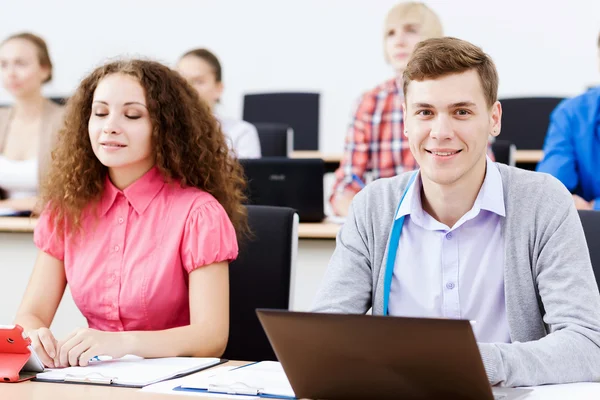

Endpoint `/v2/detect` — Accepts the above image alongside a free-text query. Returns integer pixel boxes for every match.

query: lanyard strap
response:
[382,171,418,316]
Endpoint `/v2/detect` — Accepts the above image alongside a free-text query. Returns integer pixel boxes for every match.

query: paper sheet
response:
[181,361,294,398]
[36,356,220,387]
[142,366,254,398]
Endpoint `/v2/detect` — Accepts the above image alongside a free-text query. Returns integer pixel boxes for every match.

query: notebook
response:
[35,355,223,388]
[173,361,295,398]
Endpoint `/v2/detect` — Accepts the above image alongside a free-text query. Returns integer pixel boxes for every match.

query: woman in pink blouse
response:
[14,59,248,368]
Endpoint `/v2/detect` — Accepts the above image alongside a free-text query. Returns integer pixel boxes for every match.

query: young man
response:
[313,37,600,387]
[536,32,600,210]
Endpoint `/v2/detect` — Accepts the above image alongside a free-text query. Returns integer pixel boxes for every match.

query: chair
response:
[251,122,293,157]
[491,139,516,166]
[243,92,320,151]
[49,97,68,105]
[499,97,564,150]
[578,210,600,293]
[223,205,299,361]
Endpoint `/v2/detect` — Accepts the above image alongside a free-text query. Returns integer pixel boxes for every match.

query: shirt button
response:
[114,245,120,252]
[446,232,453,240]
[118,217,124,224]
[446,282,455,290]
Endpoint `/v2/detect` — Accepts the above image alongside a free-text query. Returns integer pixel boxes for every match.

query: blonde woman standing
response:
[331,2,443,216]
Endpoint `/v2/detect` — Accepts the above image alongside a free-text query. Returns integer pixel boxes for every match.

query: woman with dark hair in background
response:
[0,32,64,214]
[177,48,261,159]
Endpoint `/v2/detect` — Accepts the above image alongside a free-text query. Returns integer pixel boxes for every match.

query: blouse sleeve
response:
[180,200,239,273]
[33,208,65,261]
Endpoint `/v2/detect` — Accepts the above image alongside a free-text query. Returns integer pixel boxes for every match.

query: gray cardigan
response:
[312,163,600,387]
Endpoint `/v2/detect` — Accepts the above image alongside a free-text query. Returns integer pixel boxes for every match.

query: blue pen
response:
[90,355,112,362]
[351,174,366,189]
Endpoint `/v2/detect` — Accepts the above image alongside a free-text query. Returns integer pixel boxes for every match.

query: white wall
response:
[1,0,599,153]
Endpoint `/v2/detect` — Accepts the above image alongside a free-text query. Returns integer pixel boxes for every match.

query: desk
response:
[0,361,249,400]
[291,149,544,165]
[0,216,36,232]
[0,218,341,240]
[298,222,340,239]
[1,361,600,399]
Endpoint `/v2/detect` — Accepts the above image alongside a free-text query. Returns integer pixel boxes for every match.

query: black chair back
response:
[49,97,68,105]
[223,205,298,361]
[252,122,292,157]
[578,210,600,293]
[499,97,564,150]
[491,139,516,166]
[243,92,319,151]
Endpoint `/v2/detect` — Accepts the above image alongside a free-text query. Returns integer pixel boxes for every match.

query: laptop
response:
[256,310,531,400]
[240,158,325,222]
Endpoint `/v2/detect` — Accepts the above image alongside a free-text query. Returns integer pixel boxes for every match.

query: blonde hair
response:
[383,2,443,61]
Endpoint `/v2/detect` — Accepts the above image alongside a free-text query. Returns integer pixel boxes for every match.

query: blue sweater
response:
[537,87,600,209]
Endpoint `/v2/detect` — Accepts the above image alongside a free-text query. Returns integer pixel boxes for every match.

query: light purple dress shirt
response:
[389,157,510,343]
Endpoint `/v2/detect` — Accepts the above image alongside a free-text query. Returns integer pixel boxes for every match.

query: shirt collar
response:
[395,157,506,222]
[99,166,165,216]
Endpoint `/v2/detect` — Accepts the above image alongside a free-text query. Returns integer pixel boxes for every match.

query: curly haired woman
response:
[13,59,248,368]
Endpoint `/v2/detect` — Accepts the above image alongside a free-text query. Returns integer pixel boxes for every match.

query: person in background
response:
[0,32,64,213]
[330,2,443,216]
[536,31,600,210]
[176,48,261,159]
[14,59,247,368]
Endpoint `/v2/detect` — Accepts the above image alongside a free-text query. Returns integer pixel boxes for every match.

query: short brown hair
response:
[181,48,222,82]
[402,37,499,108]
[2,32,53,83]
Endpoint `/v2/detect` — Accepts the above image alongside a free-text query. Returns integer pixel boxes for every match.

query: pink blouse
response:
[34,167,238,332]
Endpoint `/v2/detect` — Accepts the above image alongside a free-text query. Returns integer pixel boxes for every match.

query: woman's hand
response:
[56,328,132,367]
[27,328,59,368]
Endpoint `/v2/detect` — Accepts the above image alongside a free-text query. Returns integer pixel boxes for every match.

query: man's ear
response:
[490,100,502,138]
[402,102,409,138]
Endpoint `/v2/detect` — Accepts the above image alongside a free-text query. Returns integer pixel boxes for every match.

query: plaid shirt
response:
[332,78,414,197]
[332,78,494,200]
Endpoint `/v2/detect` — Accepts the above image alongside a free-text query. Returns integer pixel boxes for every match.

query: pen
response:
[90,355,112,362]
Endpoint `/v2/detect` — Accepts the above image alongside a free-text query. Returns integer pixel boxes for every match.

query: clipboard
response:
[0,324,45,383]
[34,356,227,388]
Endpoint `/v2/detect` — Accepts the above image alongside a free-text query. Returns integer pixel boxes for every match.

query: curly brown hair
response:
[40,59,248,240]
